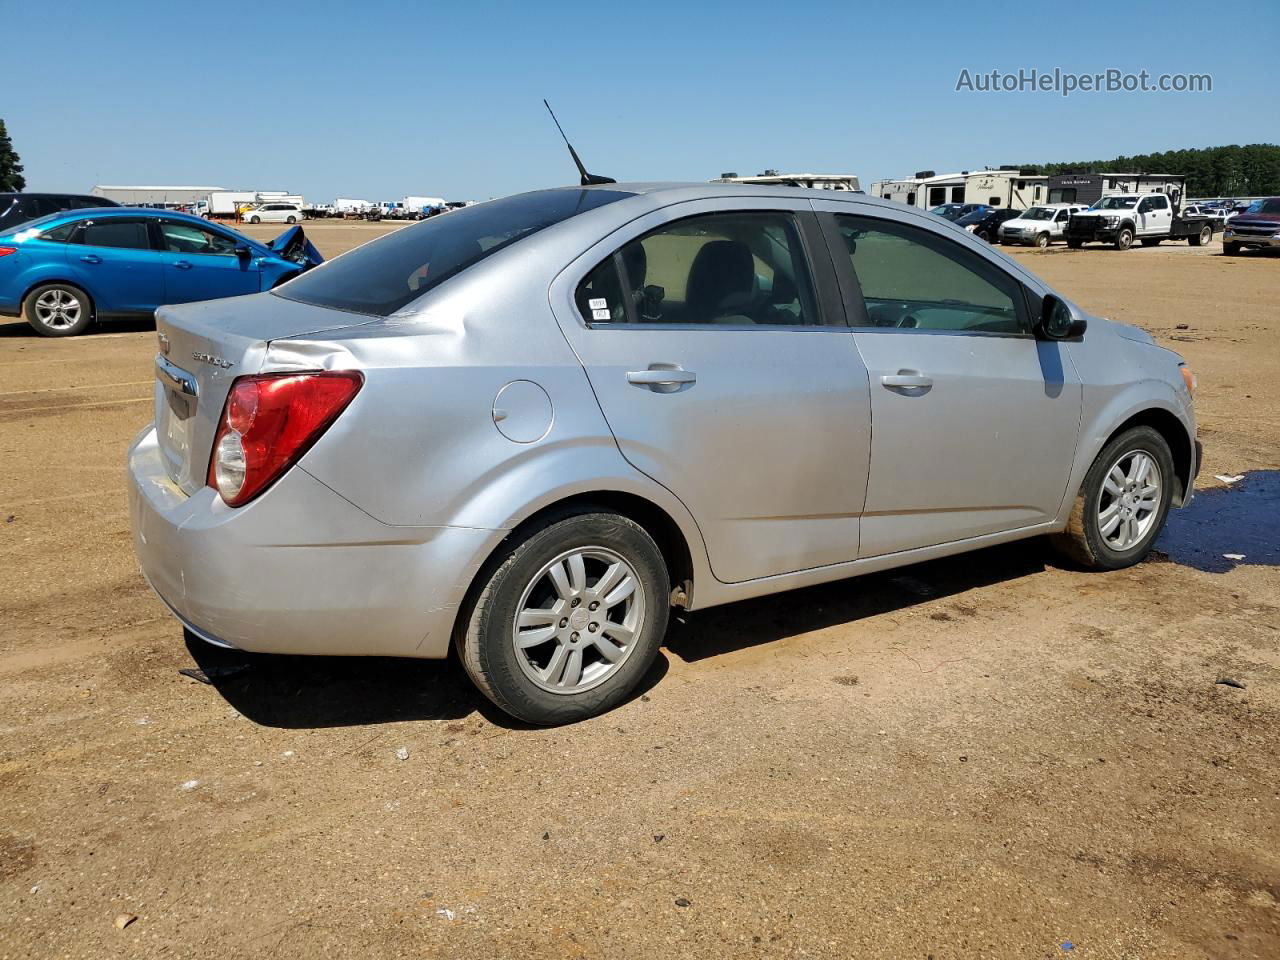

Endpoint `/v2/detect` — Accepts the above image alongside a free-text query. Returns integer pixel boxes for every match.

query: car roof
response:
[2,205,269,244]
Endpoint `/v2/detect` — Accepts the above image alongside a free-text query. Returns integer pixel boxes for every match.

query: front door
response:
[153,219,262,303]
[1136,195,1172,236]
[551,201,872,584]
[817,205,1083,558]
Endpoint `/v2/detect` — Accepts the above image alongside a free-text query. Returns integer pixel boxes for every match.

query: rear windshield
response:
[277,188,633,316]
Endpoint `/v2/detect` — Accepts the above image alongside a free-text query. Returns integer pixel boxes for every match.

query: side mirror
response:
[234,244,252,259]
[1036,294,1087,341]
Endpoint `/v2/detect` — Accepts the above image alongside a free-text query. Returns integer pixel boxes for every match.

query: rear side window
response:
[834,214,1027,335]
[576,211,821,327]
[40,221,80,242]
[279,188,633,316]
[81,220,151,250]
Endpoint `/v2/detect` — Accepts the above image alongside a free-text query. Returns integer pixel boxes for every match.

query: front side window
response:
[575,211,820,328]
[834,215,1026,335]
[80,219,151,250]
[281,188,633,316]
[159,221,239,256]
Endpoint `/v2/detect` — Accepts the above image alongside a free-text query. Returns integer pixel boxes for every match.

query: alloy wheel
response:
[1097,449,1162,551]
[512,546,646,694]
[33,289,82,330]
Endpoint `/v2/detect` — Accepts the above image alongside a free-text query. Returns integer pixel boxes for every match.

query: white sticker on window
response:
[592,308,612,321]
[588,297,608,309]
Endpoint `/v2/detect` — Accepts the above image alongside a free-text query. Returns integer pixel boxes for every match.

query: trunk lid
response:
[152,293,374,494]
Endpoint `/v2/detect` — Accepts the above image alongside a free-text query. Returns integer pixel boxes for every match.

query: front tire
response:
[458,511,670,725]
[1067,239,1083,249]
[249,215,261,224]
[1115,227,1134,250]
[1035,232,1050,249]
[1223,241,1241,255]
[1050,426,1175,570]
[24,283,94,337]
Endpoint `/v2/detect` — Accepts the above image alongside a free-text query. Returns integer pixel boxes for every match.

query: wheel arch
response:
[1104,408,1194,506]
[21,277,96,314]
[488,490,697,608]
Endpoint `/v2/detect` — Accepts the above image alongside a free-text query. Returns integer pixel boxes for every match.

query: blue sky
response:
[7,0,1276,202]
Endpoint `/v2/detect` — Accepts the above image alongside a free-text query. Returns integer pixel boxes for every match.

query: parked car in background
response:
[0,208,324,336]
[0,193,120,233]
[127,183,1200,725]
[956,207,1020,243]
[930,202,991,221]
[1222,197,1280,254]
[1182,204,1230,225]
[242,203,304,224]
[999,204,1088,247]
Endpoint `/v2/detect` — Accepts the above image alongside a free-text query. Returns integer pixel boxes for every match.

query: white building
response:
[92,184,226,207]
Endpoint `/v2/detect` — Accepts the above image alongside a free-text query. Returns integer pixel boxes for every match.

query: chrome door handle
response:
[881,373,932,389]
[79,254,102,264]
[627,369,696,386]
[173,260,193,270]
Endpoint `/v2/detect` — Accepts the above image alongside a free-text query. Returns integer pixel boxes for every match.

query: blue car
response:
[0,207,323,336]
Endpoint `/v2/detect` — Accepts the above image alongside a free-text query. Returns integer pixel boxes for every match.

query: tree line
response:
[1017,144,1280,198]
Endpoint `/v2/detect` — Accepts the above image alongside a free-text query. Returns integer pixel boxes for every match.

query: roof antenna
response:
[543,99,616,186]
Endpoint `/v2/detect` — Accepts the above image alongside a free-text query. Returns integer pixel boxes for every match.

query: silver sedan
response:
[129,183,1200,724]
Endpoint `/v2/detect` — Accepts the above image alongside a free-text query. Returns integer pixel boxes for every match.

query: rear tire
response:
[286,216,297,224]
[1067,239,1083,249]
[24,283,94,337]
[976,229,990,242]
[457,511,670,725]
[1050,426,1175,570]
[1189,225,1211,247]
[1115,227,1134,250]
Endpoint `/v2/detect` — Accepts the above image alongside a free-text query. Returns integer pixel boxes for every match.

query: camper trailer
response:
[1046,173,1187,209]
[714,172,861,192]
[869,172,967,210]
[963,170,1048,211]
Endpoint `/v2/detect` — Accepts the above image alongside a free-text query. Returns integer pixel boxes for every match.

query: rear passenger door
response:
[67,217,165,314]
[550,199,872,584]
[813,201,1082,558]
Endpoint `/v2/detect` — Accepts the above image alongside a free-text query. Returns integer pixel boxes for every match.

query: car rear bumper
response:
[128,426,501,659]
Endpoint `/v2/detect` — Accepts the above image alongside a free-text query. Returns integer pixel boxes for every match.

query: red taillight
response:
[207,371,363,507]
[0,246,16,258]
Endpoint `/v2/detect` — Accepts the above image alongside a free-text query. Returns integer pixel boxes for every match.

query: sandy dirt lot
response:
[1,222,1277,959]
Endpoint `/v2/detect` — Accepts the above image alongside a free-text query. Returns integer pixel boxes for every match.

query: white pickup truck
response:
[1065,193,1216,250]
[998,203,1089,247]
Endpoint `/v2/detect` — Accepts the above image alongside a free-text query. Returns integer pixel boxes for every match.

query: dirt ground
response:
[1,221,1277,959]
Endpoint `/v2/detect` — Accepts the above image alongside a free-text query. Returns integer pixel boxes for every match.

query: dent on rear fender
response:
[263,339,356,372]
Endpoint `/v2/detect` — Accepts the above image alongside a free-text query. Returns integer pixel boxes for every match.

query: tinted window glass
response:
[280,188,632,316]
[577,211,820,327]
[81,220,151,250]
[159,221,238,255]
[835,215,1026,335]
[40,221,80,242]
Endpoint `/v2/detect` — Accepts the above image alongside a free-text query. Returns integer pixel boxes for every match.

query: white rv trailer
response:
[869,172,967,209]
[714,172,861,192]
[963,170,1048,210]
